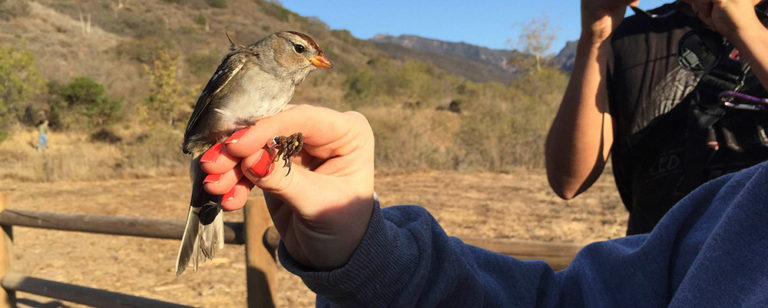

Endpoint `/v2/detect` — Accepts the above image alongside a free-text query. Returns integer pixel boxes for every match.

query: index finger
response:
[224,104,366,159]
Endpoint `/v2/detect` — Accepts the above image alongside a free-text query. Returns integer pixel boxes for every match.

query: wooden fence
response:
[0,192,583,307]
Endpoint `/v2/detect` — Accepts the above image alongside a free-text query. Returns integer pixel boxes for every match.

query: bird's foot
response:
[272,132,304,176]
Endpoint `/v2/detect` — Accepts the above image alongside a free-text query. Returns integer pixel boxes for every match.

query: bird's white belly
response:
[217,68,295,127]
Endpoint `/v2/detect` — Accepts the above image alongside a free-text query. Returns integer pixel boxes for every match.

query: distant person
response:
[37,120,48,151]
[194,104,768,306]
[545,0,768,234]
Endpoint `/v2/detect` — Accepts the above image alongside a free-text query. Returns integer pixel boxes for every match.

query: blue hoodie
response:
[280,161,768,307]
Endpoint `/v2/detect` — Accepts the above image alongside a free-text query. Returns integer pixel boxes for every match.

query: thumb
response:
[241,149,351,217]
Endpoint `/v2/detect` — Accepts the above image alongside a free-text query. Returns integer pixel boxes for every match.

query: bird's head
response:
[271,31,332,73]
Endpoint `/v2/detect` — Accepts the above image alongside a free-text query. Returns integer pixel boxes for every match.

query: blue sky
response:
[280,0,674,53]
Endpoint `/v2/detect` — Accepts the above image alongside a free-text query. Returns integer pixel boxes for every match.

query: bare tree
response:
[508,15,556,73]
[78,10,91,36]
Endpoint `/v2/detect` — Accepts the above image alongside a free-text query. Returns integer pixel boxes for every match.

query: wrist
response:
[576,33,611,66]
[728,22,768,85]
[727,18,768,48]
[286,193,376,270]
[579,29,613,53]
[721,15,768,45]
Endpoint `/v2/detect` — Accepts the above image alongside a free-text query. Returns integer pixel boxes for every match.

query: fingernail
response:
[249,150,275,178]
[200,143,223,163]
[225,128,250,144]
[222,186,236,202]
[203,173,221,184]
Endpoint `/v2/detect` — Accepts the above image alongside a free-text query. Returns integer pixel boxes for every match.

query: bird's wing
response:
[183,51,248,153]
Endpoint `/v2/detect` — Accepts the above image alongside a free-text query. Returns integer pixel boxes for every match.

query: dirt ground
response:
[0,167,627,307]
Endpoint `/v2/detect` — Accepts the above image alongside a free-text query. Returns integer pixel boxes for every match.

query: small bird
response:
[176,31,332,275]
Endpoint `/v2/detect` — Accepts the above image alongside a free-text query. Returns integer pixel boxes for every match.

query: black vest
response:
[607,2,768,235]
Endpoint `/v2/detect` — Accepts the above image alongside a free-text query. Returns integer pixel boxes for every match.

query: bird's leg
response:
[272,132,304,176]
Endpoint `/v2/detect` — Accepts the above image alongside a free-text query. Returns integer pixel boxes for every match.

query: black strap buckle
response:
[678,29,727,73]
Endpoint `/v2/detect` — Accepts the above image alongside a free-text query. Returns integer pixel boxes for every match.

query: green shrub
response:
[50,77,122,129]
[193,13,207,26]
[0,44,44,141]
[60,77,106,106]
[207,0,227,9]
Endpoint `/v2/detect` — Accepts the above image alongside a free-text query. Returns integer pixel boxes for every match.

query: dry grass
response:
[0,126,189,182]
[364,106,463,169]
[0,130,122,182]
[0,165,625,307]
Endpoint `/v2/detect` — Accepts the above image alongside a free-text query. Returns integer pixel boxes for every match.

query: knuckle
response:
[345,110,367,122]
[344,111,372,130]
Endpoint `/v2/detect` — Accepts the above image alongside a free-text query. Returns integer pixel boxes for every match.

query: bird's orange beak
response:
[309,54,333,69]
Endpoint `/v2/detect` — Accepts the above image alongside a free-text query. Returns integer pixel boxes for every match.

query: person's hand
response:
[199,104,375,270]
[687,0,763,41]
[581,0,639,45]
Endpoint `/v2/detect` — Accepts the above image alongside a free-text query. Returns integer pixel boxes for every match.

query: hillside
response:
[0,0,568,182]
[372,40,519,84]
[0,0,383,104]
[370,34,521,83]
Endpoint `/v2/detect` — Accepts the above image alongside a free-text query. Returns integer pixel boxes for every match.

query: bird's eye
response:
[294,44,305,53]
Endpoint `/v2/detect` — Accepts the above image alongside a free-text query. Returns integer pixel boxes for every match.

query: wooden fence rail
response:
[463,238,583,270]
[0,209,245,244]
[0,192,281,308]
[1,273,191,308]
[0,192,585,307]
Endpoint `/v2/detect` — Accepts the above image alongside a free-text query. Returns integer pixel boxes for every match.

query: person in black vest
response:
[546,0,768,235]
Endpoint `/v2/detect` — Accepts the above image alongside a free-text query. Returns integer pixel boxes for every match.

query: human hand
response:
[687,0,763,40]
[581,0,639,45]
[199,104,376,269]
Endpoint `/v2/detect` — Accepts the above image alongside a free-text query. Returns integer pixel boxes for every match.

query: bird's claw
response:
[272,133,304,176]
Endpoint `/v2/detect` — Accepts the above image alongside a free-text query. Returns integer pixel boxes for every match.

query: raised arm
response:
[545,0,636,199]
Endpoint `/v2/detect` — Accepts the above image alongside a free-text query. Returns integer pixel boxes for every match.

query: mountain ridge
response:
[369,34,575,83]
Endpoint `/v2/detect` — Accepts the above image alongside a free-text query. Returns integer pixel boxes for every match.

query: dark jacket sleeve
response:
[279,162,768,307]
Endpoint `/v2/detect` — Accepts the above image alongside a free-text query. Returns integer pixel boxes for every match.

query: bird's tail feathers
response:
[176,202,224,276]
[176,205,200,275]
[176,156,225,276]
[200,207,225,258]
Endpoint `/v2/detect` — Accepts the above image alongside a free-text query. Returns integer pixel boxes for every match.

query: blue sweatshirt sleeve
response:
[279,162,768,307]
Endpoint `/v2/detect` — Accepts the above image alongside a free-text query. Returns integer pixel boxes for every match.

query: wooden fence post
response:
[244,199,276,308]
[0,192,15,308]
